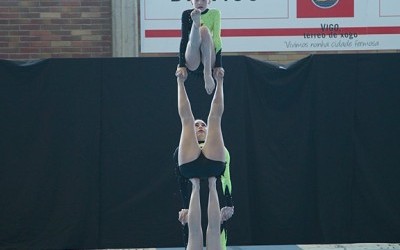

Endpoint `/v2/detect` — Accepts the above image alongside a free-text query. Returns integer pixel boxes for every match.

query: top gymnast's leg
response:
[184,9,202,72]
[199,26,216,95]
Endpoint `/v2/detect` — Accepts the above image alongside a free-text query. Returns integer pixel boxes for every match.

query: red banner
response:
[297,0,354,18]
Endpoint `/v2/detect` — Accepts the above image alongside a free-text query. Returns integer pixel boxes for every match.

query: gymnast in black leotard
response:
[175,61,233,250]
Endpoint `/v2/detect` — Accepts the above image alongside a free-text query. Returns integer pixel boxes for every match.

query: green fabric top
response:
[200,9,222,54]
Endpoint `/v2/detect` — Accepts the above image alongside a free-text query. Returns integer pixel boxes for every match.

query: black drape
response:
[0,54,399,249]
[0,59,101,249]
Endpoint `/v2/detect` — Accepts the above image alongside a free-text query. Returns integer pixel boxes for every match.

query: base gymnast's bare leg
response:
[187,178,203,250]
[206,176,222,250]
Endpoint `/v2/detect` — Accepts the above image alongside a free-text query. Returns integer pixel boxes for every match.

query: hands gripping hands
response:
[178,205,234,225]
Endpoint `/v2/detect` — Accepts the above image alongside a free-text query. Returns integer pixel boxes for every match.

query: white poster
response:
[140,0,400,53]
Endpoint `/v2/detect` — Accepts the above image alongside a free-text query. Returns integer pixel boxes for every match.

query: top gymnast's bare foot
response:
[191,9,201,28]
[204,73,215,95]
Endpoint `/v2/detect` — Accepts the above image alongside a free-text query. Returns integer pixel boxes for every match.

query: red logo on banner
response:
[297,0,354,18]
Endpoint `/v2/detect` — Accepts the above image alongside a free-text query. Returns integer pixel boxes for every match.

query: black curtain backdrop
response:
[0,54,399,249]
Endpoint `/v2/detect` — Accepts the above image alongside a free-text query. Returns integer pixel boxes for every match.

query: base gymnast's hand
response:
[178,208,188,225]
[220,206,234,222]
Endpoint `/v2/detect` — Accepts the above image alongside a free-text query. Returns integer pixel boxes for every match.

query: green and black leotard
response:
[178,8,223,69]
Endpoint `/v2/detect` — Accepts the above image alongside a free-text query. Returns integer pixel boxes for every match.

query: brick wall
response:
[0,0,112,60]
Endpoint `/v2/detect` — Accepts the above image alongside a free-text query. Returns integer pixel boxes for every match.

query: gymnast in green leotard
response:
[175,0,224,95]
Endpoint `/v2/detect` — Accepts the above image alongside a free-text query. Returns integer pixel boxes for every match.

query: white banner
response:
[140,0,400,53]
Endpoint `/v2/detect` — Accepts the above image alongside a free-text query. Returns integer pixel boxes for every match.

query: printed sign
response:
[140,0,400,53]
